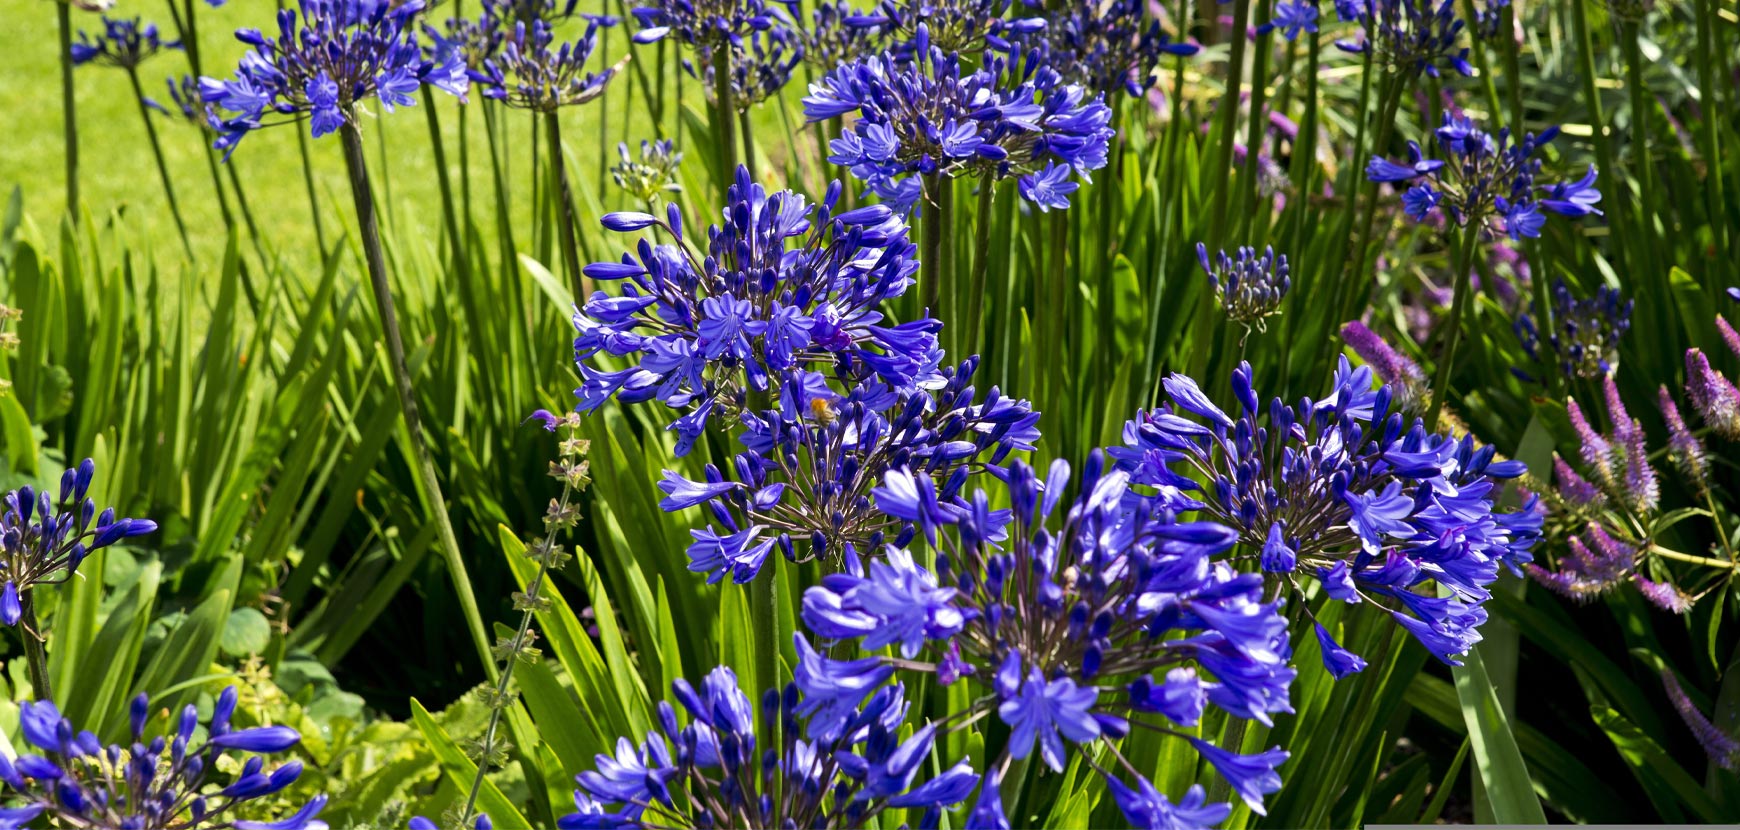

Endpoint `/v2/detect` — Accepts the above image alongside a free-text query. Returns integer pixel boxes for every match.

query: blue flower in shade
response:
[71,16,181,70]
[1513,279,1631,380]
[1313,623,1368,678]
[472,18,626,112]
[200,0,468,155]
[0,460,156,628]
[574,168,930,455]
[1112,358,1541,667]
[1333,0,1473,78]
[1108,779,1232,830]
[804,26,1114,212]
[1188,739,1288,814]
[1367,113,1601,241]
[564,666,980,828]
[801,0,889,70]
[629,0,785,47]
[798,454,1296,820]
[1197,243,1291,329]
[1009,0,1198,97]
[0,689,323,830]
[1261,0,1320,40]
[657,358,1038,582]
[802,546,963,657]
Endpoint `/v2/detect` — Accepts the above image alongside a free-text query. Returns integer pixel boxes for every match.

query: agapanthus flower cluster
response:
[423,14,509,73]
[561,665,981,828]
[1009,0,1198,98]
[1112,358,1542,667]
[800,0,887,70]
[659,356,1038,582]
[1198,243,1290,331]
[1684,315,1740,440]
[1514,280,1632,379]
[200,0,468,155]
[574,167,933,454]
[71,16,181,70]
[797,454,1294,826]
[148,74,215,128]
[694,25,804,111]
[1471,0,1507,40]
[483,0,582,26]
[1332,0,1471,78]
[1368,113,1601,240]
[804,28,1114,212]
[1263,0,1321,41]
[0,459,157,627]
[629,0,790,47]
[472,18,623,111]
[0,690,324,830]
[612,139,684,204]
[1340,320,1430,415]
[854,0,1040,55]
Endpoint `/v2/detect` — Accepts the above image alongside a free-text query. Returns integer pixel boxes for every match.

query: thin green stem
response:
[965,180,996,356]
[1693,0,1730,281]
[338,120,495,677]
[1426,224,1482,431]
[19,592,52,702]
[921,172,947,319]
[740,109,758,182]
[127,68,195,259]
[57,1,79,219]
[546,112,589,301]
[1205,0,1254,251]
[712,46,738,195]
[1620,22,1658,266]
[1568,0,1626,274]
[1336,76,1405,323]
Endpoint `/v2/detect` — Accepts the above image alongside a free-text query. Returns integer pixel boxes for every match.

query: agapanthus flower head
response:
[694,23,804,111]
[0,688,324,830]
[472,17,625,111]
[482,0,582,27]
[574,166,934,450]
[71,15,181,70]
[800,452,1293,819]
[1685,347,1740,440]
[629,0,788,47]
[1525,522,1633,602]
[855,0,1041,55]
[565,664,981,828]
[200,0,469,156]
[1262,0,1321,40]
[800,0,888,70]
[1010,0,1199,97]
[1662,669,1739,771]
[611,139,684,204]
[1515,280,1631,379]
[1112,358,1540,667]
[1471,0,1507,40]
[1658,385,1709,494]
[147,74,217,128]
[804,30,1113,212]
[1368,113,1601,240]
[1340,320,1428,413]
[1198,244,1290,331]
[658,356,1039,582]
[1333,0,1471,77]
[0,459,157,627]
[423,13,509,73]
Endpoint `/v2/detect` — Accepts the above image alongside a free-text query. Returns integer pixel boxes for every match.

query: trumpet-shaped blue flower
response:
[200,0,468,155]
[0,459,156,627]
[1011,0,1199,96]
[71,16,181,70]
[0,689,323,830]
[564,666,980,829]
[694,23,805,111]
[629,0,786,47]
[472,18,624,111]
[1333,0,1472,78]
[1111,358,1541,667]
[853,0,1039,55]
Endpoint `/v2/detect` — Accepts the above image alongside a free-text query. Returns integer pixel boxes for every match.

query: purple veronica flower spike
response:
[0,689,322,830]
[798,454,1295,819]
[1112,358,1541,667]
[563,666,981,828]
[1341,320,1429,413]
[1367,113,1601,241]
[804,26,1113,212]
[1333,0,1473,78]
[71,16,181,70]
[472,18,627,112]
[200,0,469,156]
[1514,280,1631,380]
[0,459,156,628]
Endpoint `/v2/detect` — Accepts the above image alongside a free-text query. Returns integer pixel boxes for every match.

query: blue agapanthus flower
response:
[561,665,980,829]
[575,166,934,453]
[1513,279,1631,380]
[804,26,1113,212]
[800,0,888,70]
[695,23,805,111]
[657,357,1038,582]
[1333,0,1472,77]
[1367,112,1601,240]
[1198,243,1291,329]
[1111,358,1543,667]
[1261,0,1321,40]
[200,0,468,156]
[146,74,217,129]
[1010,0,1199,97]
[71,16,181,70]
[853,0,1040,55]
[0,689,324,830]
[471,18,624,111]
[0,459,157,627]
[629,0,790,46]
[797,454,1294,824]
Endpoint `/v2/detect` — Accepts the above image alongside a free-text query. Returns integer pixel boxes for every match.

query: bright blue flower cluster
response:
[803,28,1114,212]
[659,355,1038,582]
[147,74,212,127]
[629,0,790,47]
[71,16,181,70]
[1513,279,1632,379]
[1263,0,1321,41]
[797,454,1293,825]
[1112,358,1543,667]
[696,25,805,111]
[200,0,468,156]
[574,167,929,454]
[1367,113,1601,240]
[1198,243,1291,329]
[1332,0,1472,77]
[560,665,981,828]
[0,459,156,627]
[472,18,623,112]
[854,0,1039,54]
[800,0,887,70]
[1011,0,1199,97]
[0,690,323,830]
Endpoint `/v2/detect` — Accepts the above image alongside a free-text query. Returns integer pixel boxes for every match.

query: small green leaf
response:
[220,607,273,657]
